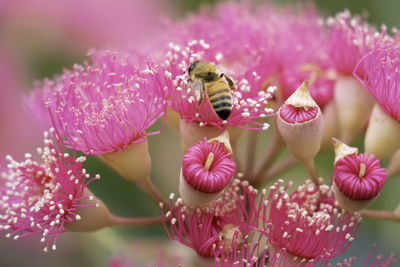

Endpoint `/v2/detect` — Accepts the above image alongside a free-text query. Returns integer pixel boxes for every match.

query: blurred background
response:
[0,0,399,266]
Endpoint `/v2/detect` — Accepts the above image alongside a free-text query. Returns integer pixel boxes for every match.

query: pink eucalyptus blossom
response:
[161,179,259,260]
[354,44,400,122]
[261,180,361,266]
[326,10,390,78]
[160,40,274,130]
[0,129,99,252]
[28,49,168,155]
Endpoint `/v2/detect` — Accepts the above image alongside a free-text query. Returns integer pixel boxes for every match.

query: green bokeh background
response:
[1,0,399,266]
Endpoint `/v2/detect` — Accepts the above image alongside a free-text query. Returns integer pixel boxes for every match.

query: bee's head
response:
[188,61,200,76]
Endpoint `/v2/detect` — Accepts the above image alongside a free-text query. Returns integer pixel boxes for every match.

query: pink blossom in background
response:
[0,48,42,164]
[355,43,400,122]
[326,10,388,78]
[1,0,166,50]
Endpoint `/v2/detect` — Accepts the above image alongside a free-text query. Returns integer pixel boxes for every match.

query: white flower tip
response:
[76,215,81,220]
[331,137,358,164]
[285,80,317,108]
[208,130,232,153]
[52,244,57,251]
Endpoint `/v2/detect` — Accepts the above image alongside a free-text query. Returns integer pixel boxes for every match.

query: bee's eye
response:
[188,61,199,74]
[188,64,195,73]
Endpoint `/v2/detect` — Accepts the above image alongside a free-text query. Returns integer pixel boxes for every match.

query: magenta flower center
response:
[279,104,318,123]
[182,140,236,193]
[334,153,386,200]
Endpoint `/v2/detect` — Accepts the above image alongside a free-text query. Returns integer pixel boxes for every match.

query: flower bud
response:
[365,104,400,160]
[99,138,164,204]
[387,149,400,177]
[334,76,374,143]
[100,139,150,183]
[332,138,386,211]
[320,101,338,151]
[179,133,236,206]
[277,80,324,163]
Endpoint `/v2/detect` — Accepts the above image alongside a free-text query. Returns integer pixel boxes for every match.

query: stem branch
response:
[360,209,400,223]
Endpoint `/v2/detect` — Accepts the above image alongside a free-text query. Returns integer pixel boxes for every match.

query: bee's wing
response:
[191,80,204,101]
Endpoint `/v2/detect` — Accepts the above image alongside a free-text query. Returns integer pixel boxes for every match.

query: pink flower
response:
[354,43,400,122]
[109,257,135,267]
[261,180,361,266]
[273,5,334,108]
[182,138,235,193]
[0,48,43,164]
[326,10,389,78]
[0,129,98,252]
[334,153,386,201]
[28,49,168,155]
[2,0,165,49]
[161,180,259,259]
[160,40,275,130]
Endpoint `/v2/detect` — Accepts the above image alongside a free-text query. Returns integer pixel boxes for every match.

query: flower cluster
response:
[0,0,399,266]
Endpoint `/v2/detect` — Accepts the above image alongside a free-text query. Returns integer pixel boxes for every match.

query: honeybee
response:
[187,61,236,120]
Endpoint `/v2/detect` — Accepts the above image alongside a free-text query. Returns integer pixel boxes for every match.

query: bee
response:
[187,61,236,120]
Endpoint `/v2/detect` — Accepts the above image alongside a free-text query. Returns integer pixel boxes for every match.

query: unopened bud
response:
[334,76,374,143]
[365,104,400,160]
[332,139,386,211]
[277,80,324,163]
[179,134,235,207]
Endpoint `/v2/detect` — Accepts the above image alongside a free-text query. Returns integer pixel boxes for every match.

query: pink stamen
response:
[279,104,319,123]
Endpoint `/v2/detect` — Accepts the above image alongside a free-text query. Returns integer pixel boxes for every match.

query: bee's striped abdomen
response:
[206,79,232,120]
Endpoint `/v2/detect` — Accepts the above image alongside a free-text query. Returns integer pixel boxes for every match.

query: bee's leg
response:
[186,78,192,84]
[196,90,203,114]
[220,73,236,90]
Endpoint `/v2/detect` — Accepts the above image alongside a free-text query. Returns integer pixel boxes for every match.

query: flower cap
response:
[0,129,99,252]
[333,139,386,202]
[28,49,168,155]
[279,80,320,123]
[182,137,235,194]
